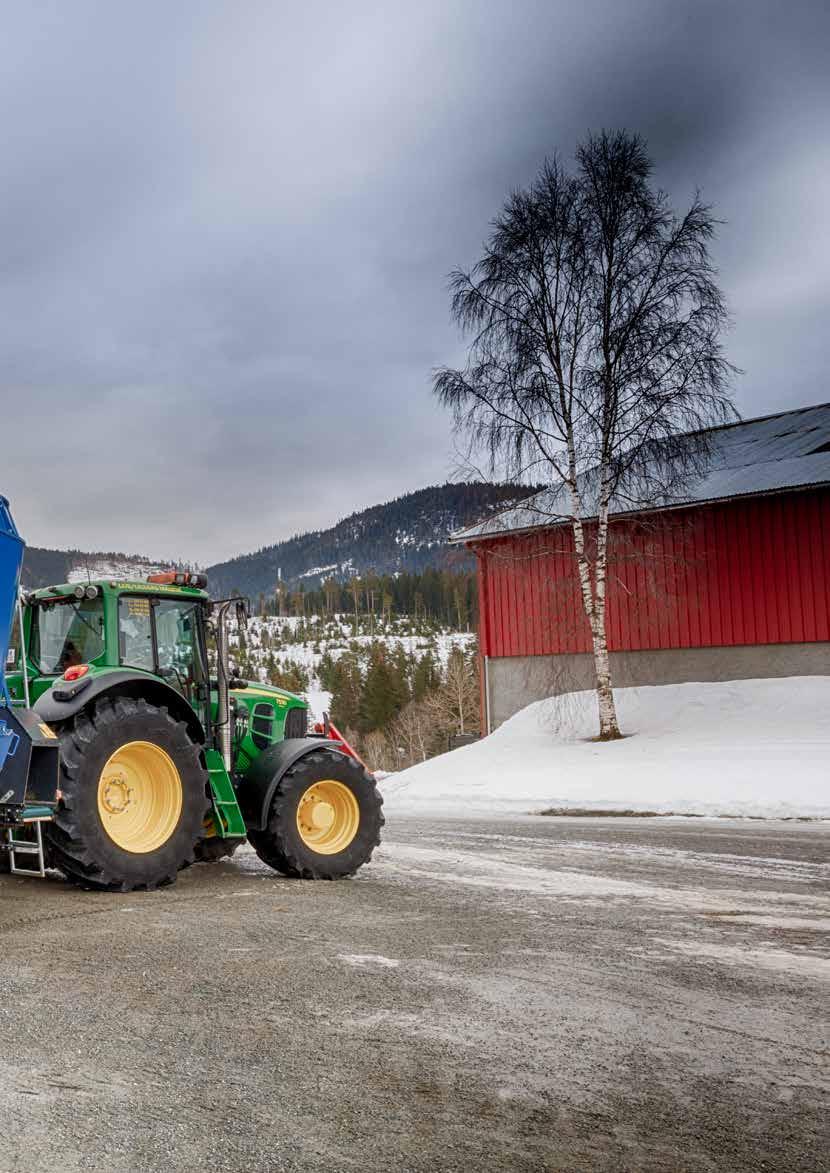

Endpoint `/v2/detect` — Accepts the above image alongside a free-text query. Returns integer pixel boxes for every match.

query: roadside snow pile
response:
[382,677,830,819]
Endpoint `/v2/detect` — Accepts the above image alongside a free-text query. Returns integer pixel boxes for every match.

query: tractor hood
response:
[230,681,307,709]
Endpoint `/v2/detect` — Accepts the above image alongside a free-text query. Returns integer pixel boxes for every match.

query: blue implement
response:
[0,496,24,706]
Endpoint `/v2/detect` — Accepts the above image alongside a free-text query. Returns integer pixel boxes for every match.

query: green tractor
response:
[0,502,383,891]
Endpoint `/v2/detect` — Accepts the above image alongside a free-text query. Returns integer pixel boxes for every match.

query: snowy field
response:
[383,676,830,819]
[236,614,475,723]
[242,615,475,673]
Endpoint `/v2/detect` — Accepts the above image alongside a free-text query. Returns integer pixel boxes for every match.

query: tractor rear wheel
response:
[45,696,210,892]
[247,748,383,880]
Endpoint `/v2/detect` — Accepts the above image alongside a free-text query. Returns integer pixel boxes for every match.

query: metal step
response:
[4,818,47,878]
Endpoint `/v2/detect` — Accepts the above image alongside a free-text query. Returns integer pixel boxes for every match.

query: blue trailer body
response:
[0,496,25,779]
[0,495,24,705]
[0,498,59,844]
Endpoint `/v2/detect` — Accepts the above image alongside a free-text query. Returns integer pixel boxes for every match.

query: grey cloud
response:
[1,0,827,561]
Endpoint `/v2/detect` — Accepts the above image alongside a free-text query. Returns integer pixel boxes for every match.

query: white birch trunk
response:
[591,488,621,738]
[568,475,622,740]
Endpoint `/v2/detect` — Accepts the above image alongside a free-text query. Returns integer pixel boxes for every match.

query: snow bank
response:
[304,688,332,724]
[382,677,830,819]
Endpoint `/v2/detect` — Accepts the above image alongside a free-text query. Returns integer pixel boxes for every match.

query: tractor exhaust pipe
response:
[215,600,233,772]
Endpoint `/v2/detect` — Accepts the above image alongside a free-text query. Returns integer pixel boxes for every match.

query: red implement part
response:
[326,719,372,775]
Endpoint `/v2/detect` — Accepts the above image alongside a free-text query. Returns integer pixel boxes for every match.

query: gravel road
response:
[0,815,827,1172]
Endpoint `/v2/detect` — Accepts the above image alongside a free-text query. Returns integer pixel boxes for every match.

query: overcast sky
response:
[3,0,828,562]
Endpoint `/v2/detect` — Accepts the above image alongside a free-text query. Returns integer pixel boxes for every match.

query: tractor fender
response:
[237,737,351,832]
[33,670,206,744]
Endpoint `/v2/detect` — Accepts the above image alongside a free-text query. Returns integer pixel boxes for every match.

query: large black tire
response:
[247,748,383,880]
[193,835,245,863]
[45,696,210,892]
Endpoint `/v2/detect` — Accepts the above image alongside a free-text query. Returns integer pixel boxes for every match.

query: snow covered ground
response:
[242,615,475,676]
[382,677,830,819]
[235,614,475,721]
[305,688,332,724]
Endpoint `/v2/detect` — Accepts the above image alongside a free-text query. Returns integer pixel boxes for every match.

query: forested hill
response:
[206,482,532,599]
[20,547,167,589]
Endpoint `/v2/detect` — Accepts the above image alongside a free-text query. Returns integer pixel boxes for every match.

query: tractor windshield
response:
[30,597,105,675]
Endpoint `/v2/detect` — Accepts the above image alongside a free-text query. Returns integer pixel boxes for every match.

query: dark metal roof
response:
[453,402,830,542]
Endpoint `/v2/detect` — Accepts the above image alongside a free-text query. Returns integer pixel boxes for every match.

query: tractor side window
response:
[31,597,105,675]
[118,597,154,672]
[154,599,206,698]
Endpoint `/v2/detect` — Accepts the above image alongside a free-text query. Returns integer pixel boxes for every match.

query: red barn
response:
[453,403,830,730]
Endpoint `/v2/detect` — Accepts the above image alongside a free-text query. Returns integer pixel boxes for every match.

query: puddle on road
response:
[338,953,400,969]
[705,914,830,931]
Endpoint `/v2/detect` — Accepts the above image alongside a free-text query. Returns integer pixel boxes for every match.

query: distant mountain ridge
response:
[20,547,170,590]
[19,482,535,595]
[206,482,534,598]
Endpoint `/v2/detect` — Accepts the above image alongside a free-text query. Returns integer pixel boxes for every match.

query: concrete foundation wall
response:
[486,642,830,729]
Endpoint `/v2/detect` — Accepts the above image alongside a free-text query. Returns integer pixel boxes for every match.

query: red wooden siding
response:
[475,488,830,658]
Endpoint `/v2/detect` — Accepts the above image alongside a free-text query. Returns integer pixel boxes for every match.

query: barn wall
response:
[486,641,830,728]
[477,488,830,659]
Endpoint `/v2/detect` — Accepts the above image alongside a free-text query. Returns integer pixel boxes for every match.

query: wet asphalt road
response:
[0,815,827,1172]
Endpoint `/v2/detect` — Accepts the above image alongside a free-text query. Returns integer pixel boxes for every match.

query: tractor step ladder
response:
[205,748,247,838]
[4,815,50,878]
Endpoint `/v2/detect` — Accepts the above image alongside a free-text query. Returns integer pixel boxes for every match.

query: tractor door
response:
[118,595,211,732]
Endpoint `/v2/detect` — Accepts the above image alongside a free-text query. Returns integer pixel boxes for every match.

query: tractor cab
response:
[7,575,313,774]
[7,576,214,731]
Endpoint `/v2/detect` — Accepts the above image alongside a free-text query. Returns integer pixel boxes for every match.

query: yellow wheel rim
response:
[97,740,183,854]
[296,780,360,855]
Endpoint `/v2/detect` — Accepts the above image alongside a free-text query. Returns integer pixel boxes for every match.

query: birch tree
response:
[390,700,432,767]
[434,131,736,739]
[424,647,480,738]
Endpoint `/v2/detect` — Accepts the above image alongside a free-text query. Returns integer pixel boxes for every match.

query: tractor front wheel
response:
[247,749,383,880]
[45,696,210,891]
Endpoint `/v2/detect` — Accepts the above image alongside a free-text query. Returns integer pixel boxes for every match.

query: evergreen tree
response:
[412,649,441,700]
[330,652,363,731]
[359,647,407,732]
